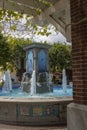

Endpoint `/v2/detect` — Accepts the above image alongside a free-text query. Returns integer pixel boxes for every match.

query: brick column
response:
[70,0,87,104]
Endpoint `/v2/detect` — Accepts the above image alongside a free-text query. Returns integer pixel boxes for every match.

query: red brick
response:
[70,0,87,104]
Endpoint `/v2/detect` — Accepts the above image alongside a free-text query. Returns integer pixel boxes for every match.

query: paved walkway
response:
[0,124,67,130]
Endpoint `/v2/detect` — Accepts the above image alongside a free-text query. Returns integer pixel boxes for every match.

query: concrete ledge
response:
[67,103,87,130]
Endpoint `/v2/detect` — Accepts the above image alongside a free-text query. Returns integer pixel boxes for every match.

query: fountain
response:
[30,70,36,96]
[2,69,12,93]
[0,43,72,126]
[62,68,67,93]
[21,72,31,93]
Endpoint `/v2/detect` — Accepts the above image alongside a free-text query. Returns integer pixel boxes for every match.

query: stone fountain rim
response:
[0,96,73,103]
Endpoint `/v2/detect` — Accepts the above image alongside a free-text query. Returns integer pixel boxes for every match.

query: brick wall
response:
[70,0,87,104]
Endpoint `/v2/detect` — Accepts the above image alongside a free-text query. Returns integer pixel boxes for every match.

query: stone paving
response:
[0,124,67,130]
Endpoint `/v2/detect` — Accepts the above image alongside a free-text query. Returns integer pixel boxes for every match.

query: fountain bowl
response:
[0,85,72,126]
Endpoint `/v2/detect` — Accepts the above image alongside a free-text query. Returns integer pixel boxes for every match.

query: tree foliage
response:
[7,37,32,79]
[0,4,54,39]
[0,32,11,69]
[8,36,32,68]
[49,43,72,72]
[0,32,32,71]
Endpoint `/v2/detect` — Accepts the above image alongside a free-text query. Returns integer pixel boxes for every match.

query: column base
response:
[67,103,87,130]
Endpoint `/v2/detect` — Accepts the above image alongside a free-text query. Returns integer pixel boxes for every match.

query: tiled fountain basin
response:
[0,96,72,126]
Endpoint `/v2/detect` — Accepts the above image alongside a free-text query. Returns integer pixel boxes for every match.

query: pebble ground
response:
[0,124,67,130]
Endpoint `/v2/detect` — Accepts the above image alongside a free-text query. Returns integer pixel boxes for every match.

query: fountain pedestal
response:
[36,72,53,93]
[23,43,53,94]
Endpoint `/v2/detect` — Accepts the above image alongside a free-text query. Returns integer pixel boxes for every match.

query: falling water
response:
[30,70,36,95]
[48,73,52,92]
[21,72,28,91]
[2,70,12,93]
[62,68,67,93]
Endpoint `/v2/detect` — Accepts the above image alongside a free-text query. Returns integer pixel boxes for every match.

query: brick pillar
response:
[70,0,87,104]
